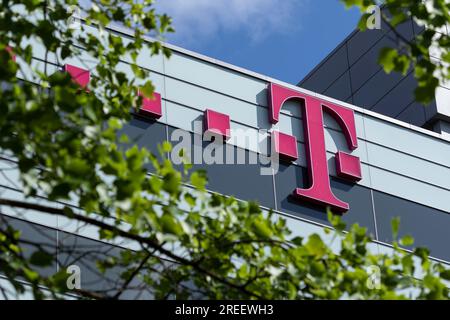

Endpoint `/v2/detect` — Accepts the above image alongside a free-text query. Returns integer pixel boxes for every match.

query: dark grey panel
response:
[299,45,349,94]
[378,7,414,40]
[373,191,450,262]
[382,18,414,43]
[396,103,427,127]
[119,117,167,172]
[323,71,352,102]
[192,158,275,208]
[57,231,122,293]
[167,127,276,208]
[346,96,353,104]
[413,20,425,36]
[352,69,404,109]
[274,164,376,236]
[0,215,57,277]
[346,29,386,65]
[57,232,154,299]
[424,99,439,123]
[371,72,417,118]
[330,178,376,237]
[349,34,398,91]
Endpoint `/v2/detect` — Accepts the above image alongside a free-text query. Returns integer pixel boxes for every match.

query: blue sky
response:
[156,0,361,85]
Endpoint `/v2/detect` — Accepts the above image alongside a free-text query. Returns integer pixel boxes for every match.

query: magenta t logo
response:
[268,83,362,212]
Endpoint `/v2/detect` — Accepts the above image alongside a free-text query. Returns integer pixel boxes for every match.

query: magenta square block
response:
[335,151,362,182]
[64,64,90,88]
[272,131,298,162]
[204,109,230,140]
[138,91,162,119]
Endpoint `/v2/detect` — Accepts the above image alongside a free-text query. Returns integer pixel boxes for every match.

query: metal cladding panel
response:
[369,166,450,213]
[397,103,427,127]
[156,47,450,263]
[349,35,399,92]
[164,52,269,107]
[32,23,165,74]
[0,215,58,277]
[371,72,417,117]
[362,116,450,168]
[164,76,270,129]
[352,70,405,108]
[374,190,450,262]
[165,101,267,155]
[114,61,166,95]
[323,71,352,102]
[273,163,377,236]
[346,29,386,65]
[167,127,276,209]
[366,142,450,190]
[435,86,450,119]
[299,45,349,94]
[0,186,58,228]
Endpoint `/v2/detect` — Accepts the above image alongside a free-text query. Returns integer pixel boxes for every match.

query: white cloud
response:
[156,0,308,45]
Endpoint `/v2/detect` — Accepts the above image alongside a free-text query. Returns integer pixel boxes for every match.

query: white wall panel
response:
[115,61,166,93]
[369,166,450,213]
[363,116,450,168]
[166,101,268,156]
[164,52,268,107]
[164,76,270,129]
[81,24,165,74]
[0,186,58,228]
[366,142,450,190]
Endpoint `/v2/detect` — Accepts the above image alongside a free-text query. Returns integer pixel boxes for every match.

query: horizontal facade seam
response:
[369,70,416,111]
[160,99,450,172]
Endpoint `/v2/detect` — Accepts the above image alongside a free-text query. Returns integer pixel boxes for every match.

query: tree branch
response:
[0,197,266,299]
[111,250,154,300]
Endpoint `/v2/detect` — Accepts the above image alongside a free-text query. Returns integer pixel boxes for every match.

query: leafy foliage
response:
[0,0,448,300]
[341,0,450,104]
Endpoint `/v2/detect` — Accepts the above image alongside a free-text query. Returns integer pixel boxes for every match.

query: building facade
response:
[1,21,450,298]
[298,17,450,136]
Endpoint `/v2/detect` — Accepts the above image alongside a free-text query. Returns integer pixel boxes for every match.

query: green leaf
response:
[184,193,196,207]
[140,81,154,98]
[440,269,450,280]
[160,214,183,236]
[190,171,207,190]
[305,234,327,258]
[291,236,303,246]
[378,47,398,74]
[23,269,40,282]
[391,217,400,239]
[163,172,181,194]
[400,235,414,247]
[161,141,172,153]
[30,250,53,267]
[252,219,273,239]
[66,158,91,176]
